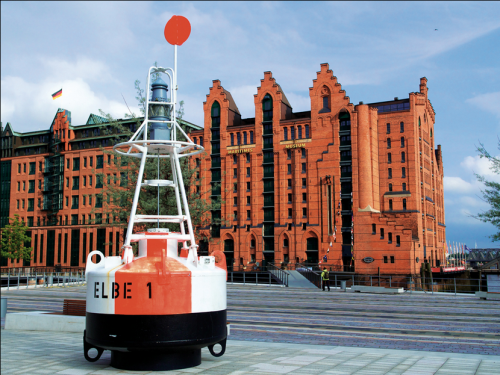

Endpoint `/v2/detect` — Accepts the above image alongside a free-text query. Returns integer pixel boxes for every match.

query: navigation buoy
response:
[83,16,227,371]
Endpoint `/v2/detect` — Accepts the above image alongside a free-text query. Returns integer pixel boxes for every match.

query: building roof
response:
[222,89,240,115]
[277,83,292,108]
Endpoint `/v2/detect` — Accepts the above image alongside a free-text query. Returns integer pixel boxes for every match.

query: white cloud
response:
[443,176,475,194]
[459,196,489,208]
[461,155,500,181]
[466,92,500,120]
[38,56,119,84]
[1,58,131,130]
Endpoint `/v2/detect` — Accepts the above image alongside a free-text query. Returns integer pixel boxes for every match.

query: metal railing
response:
[2,270,86,289]
[266,263,289,287]
[291,272,490,295]
[227,271,285,287]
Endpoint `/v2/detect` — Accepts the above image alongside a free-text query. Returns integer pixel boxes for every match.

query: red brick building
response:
[0,109,201,269]
[191,63,446,275]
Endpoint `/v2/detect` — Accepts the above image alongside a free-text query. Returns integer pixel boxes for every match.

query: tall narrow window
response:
[388,183,392,192]
[319,86,331,113]
[401,137,405,147]
[396,236,400,247]
[402,182,407,191]
[291,127,295,140]
[386,123,391,134]
[284,127,288,141]
[246,153,250,163]
[372,224,376,234]
[250,131,254,144]
[401,151,405,163]
[230,133,234,146]
[388,232,393,244]
[263,94,273,121]
[389,199,393,211]
[244,132,247,145]
[402,167,406,178]
[380,228,384,239]
[211,101,220,127]
[305,125,310,138]
[237,133,241,145]
[388,168,392,179]
[387,153,392,164]
[298,126,302,139]
[400,122,404,133]
[200,137,203,147]
[387,138,391,149]
[403,199,407,210]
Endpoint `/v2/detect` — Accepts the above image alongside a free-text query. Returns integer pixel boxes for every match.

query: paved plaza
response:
[2,284,500,374]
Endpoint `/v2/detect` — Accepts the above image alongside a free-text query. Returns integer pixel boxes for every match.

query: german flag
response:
[52,89,62,100]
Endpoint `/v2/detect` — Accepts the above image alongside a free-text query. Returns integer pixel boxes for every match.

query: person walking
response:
[321,267,330,291]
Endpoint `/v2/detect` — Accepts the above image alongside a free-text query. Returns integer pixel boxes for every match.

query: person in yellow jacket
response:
[321,267,330,291]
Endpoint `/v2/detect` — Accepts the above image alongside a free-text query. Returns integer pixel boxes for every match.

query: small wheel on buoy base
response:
[208,338,226,357]
[84,330,104,362]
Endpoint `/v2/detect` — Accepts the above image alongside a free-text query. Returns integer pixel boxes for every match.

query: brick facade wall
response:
[191,64,446,275]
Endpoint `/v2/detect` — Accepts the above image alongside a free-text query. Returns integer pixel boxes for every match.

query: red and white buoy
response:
[83,16,228,371]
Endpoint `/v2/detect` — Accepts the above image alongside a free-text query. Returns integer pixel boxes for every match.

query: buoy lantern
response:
[83,16,228,371]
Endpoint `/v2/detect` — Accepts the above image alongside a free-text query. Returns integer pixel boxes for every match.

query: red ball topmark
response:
[164,15,191,46]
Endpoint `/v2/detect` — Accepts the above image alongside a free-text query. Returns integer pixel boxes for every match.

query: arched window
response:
[237,133,241,145]
[388,183,393,192]
[401,152,405,163]
[211,101,220,128]
[298,125,302,139]
[418,117,421,128]
[250,131,254,144]
[243,132,247,145]
[263,94,273,121]
[339,111,350,130]
[401,137,405,148]
[319,86,331,113]
[387,138,391,149]
[430,128,433,137]
[387,153,392,164]
[283,238,289,247]
[230,133,234,146]
[400,122,404,133]
[305,125,310,138]
[284,127,288,141]
[291,127,295,140]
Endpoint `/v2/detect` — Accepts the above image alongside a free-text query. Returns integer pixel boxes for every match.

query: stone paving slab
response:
[2,330,499,375]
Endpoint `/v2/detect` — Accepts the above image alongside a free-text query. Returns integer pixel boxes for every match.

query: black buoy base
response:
[111,348,201,371]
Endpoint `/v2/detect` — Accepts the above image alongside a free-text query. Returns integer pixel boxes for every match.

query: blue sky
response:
[2,1,500,248]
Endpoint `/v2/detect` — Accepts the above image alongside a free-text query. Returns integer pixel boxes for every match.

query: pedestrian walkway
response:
[287,270,317,289]
[1,329,499,374]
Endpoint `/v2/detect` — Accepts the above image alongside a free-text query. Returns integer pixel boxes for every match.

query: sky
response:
[2,1,500,248]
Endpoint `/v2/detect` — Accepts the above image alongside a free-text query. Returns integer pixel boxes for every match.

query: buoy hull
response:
[85,310,227,351]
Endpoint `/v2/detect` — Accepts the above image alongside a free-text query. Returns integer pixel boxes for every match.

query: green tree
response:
[89,68,226,250]
[0,214,33,261]
[473,140,500,241]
